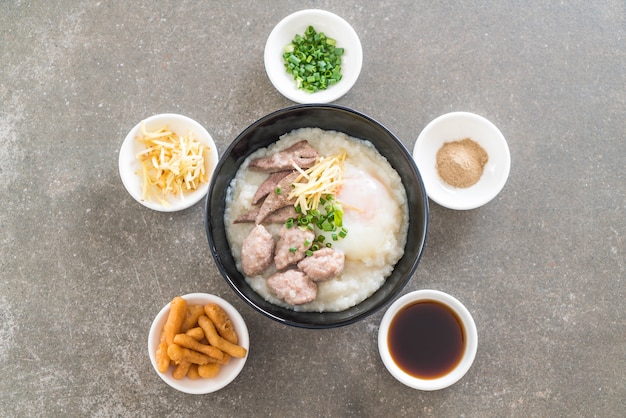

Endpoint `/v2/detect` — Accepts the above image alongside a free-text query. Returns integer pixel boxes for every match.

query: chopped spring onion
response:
[285,194,348,254]
[282,25,344,93]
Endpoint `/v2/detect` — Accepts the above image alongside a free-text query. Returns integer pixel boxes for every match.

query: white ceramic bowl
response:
[148,293,249,394]
[378,290,478,391]
[412,112,511,210]
[264,9,363,104]
[119,113,219,212]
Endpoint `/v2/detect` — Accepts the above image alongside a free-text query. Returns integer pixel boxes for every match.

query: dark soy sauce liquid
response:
[388,301,465,379]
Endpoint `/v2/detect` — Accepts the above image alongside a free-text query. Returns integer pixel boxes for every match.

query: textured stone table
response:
[1,1,624,416]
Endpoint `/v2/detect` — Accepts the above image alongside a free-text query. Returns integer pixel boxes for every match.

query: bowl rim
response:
[147,293,249,394]
[378,289,478,390]
[205,103,429,329]
[413,111,511,210]
[119,113,219,212]
[264,9,363,104]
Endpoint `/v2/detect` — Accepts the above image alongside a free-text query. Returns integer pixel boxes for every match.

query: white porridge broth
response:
[224,127,409,312]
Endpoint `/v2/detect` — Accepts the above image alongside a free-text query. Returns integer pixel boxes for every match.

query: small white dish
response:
[413,112,511,210]
[378,290,478,391]
[264,9,363,104]
[148,293,249,394]
[119,113,219,212]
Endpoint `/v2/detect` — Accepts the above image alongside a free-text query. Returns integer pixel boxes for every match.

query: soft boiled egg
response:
[329,164,402,266]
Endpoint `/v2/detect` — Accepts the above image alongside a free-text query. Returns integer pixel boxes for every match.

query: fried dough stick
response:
[198,316,247,358]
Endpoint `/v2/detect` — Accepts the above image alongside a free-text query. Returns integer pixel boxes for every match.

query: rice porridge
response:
[224,127,409,312]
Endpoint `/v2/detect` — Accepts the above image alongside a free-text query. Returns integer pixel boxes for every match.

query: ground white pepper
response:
[436,138,488,188]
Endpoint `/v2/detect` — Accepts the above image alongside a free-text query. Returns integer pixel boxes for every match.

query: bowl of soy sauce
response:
[377,290,478,390]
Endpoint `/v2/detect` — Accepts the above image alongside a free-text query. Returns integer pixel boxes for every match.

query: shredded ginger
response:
[288,151,346,214]
[135,123,209,206]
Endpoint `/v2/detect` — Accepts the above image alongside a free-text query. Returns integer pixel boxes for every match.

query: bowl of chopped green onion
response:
[264,9,363,104]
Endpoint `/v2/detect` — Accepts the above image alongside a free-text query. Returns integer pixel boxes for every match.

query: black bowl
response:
[205,104,429,329]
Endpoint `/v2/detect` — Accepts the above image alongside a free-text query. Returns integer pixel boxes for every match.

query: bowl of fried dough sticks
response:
[148,293,249,394]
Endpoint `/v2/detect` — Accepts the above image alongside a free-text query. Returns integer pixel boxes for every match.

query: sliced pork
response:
[233,208,258,224]
[234,205,298,224]
[248,140,319,172]
[252,170,294,205]
[255,171,299,224]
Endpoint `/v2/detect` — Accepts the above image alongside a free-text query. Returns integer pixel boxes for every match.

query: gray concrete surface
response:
[1,1,624,417]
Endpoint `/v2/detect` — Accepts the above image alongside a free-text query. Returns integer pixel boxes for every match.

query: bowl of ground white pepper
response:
[412,112,510,210]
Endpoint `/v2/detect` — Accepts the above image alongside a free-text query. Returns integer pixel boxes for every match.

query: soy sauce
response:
[388,300,465,379]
